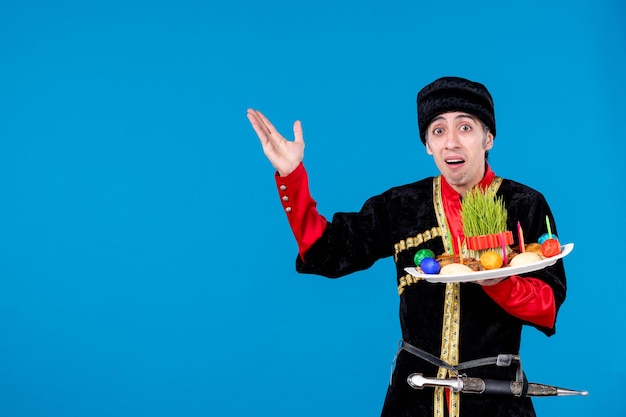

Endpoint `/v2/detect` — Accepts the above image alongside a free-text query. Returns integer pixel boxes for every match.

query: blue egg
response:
[420,257,441,274]
[538,233,559,244]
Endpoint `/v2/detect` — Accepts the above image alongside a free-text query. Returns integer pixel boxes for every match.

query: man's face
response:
[425,111,494,195]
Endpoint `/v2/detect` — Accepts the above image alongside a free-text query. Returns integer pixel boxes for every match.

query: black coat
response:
[296,176,567,417]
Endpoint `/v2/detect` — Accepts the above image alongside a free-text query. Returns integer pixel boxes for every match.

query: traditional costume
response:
[269,77,567,416]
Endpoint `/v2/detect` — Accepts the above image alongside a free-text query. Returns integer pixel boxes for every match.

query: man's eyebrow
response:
[431,113,478,123]
[455,113,478,121]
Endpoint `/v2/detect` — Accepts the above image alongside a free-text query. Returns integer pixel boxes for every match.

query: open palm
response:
[247,109,305,177]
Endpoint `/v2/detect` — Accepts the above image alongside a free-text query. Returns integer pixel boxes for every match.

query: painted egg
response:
[420,257,441,274]
[541,238,561,257]
[414,248,436,267]
[480,251,504,270]
[538,233,559,244]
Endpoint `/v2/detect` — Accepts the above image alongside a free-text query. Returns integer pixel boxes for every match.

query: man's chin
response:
[443,173,466,186]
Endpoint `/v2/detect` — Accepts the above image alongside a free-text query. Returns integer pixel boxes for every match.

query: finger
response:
[293,120,304,144]
[254,110,280,137]
[247,109,267,133]
[247,109,270,141]
[249,110,289,152]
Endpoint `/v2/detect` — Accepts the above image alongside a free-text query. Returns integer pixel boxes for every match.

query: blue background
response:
[1,0,624,416]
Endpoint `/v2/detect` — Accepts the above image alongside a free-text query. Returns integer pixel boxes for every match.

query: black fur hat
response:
[417,76,496,144]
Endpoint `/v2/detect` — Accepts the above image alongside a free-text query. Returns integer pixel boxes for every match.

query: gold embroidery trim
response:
[431,175,504,417]
[397,273,421,295]
[433,176,452,251]
[433,176,461,417]
[489,176,504,194]
[393,226,442,262]
[394,227,442,294]
[434,281,461,417]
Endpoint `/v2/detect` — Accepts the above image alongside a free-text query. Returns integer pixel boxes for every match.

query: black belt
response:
[392,340,529,397]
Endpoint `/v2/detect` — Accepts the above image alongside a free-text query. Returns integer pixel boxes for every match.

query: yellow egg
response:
[480,251,504,270]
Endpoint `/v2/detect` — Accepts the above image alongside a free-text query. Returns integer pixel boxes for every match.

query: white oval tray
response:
[404,243,573,283]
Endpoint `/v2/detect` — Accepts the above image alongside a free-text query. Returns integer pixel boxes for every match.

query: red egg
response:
[541,238,561,257]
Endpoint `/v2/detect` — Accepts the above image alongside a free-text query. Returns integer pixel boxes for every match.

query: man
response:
[247,77,567,417]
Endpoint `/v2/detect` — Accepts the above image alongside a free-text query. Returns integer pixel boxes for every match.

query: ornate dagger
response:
[407,373,588,397]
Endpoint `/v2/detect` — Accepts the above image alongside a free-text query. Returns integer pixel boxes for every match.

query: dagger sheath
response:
[462,378,560,396]
[407,373,588,397]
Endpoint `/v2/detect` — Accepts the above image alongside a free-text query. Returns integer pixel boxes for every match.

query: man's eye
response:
[460,124,471,132]
[433,128,443,135]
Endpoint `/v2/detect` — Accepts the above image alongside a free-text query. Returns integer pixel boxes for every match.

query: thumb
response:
[293,120,304,144]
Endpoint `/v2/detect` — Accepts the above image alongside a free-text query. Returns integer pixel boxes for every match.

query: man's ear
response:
[425,142,433,155]
[485,131,494,150]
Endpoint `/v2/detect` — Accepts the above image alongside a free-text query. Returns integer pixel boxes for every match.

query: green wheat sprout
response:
[461,187,508,237]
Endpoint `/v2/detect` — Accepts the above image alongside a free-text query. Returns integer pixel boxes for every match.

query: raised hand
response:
[247,109,305,177]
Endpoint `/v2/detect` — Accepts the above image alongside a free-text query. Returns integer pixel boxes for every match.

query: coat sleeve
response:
[482,275,556,329]
[274,163,327,259]
[294,187,395,279]
[495,182,567,336]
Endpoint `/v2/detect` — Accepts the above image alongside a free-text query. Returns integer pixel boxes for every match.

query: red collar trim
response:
[440,165,497,251]
[441,164,496,200]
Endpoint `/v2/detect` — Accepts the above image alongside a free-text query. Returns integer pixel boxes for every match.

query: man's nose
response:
[445,132,461,148]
